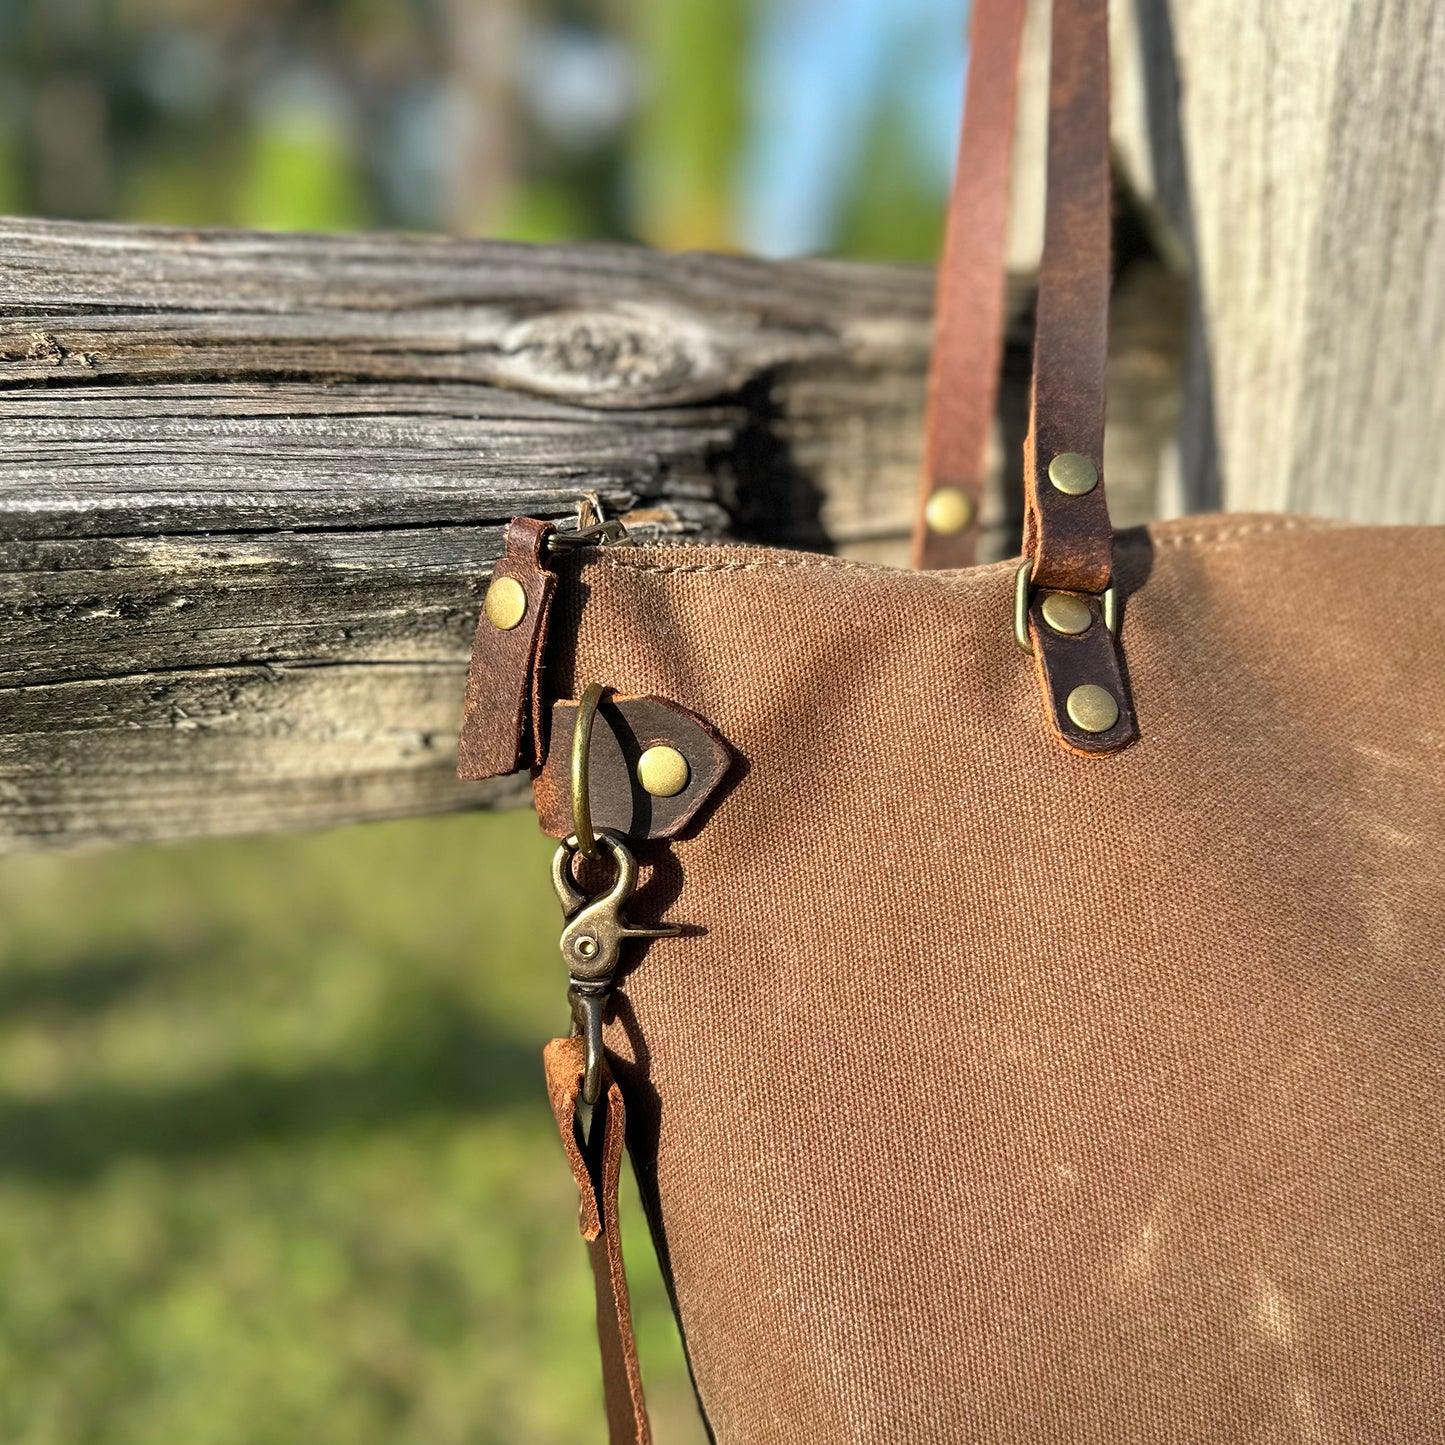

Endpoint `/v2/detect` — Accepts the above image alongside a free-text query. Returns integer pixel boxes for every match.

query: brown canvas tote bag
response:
[459,0,1445,1440]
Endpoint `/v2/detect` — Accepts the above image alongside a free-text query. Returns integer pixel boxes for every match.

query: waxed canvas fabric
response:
[542,513,1445,1444]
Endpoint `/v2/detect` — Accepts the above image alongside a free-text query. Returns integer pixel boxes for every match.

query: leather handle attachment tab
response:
[457,518,559,780]
[912,0,1029,571]
[914,0,1138,754]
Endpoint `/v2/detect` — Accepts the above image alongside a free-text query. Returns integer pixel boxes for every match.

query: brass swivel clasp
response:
[553,828,677,982]
[552,679,678,1104]
[552,828,679,1105]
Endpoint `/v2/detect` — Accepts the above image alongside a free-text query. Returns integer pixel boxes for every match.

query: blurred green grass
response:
[0,812,705,1444]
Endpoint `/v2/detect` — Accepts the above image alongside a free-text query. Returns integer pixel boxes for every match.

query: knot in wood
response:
[499,306,720,406]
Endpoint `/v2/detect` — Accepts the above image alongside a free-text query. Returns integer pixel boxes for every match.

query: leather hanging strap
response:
[912,0,1029,570]
[543,1036,652,1445]
[1021,0,1137,755]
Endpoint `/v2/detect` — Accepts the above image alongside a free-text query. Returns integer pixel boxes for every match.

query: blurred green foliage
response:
[836,100,948,263]
[629,0,751,249]
[0,0,948,251]
[233,103,369,234]
[0,815,705,1445]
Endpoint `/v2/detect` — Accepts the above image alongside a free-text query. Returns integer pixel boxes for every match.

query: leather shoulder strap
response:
[1021,0,1113,592]
[913,0,1029,570]
[1021,0,1137,756]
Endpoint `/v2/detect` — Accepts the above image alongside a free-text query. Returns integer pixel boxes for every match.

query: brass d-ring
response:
[1013,560,1034,655]
[571,682,607,859]
[1013,556,1117,655]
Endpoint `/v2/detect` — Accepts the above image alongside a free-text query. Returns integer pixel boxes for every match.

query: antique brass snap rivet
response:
[1040,593,1092,636]
[924,486,975,536]
[637,745,690,798]
[1048,452,1099,496]
[575,936,598,959]
[484,575,527,630]
[1066,683,1119,733]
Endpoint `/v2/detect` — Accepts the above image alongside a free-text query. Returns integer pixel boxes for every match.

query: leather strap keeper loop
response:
[1025,587,1136,755]
[534,695,735,842]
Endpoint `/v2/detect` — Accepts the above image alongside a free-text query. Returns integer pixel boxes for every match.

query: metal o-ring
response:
[571,682,607,859]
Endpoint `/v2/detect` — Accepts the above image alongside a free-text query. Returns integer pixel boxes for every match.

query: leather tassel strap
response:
[912,0,1029,570]
[543,1036,652,1445]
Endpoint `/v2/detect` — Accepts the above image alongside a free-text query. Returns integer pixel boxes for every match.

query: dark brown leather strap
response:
[544,1036,652,1445]
[912,0,1029,570]
[1021,0,1113,593]
[1021,0,1137,755]
[1026,588,1137,755]
[916,0,1135,752]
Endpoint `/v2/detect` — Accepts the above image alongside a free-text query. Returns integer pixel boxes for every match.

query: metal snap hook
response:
[552,830,677,985]
[551,828,680,1105]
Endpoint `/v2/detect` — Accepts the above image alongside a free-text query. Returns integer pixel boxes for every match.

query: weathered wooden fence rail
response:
[0,220,948,851]
[0,218,1187,852]
[6,2,1443,854]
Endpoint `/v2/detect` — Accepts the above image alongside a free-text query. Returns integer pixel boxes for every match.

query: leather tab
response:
[534,695,734,841]
[1026,590,1138,755]
[912,0,1029,571]
[457,518,556,781]
[543,1036,652,1445]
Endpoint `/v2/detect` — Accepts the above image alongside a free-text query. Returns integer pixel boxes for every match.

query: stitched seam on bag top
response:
[1151,518,1341,550]
[593,554,886,578]
[592,518,1346,579]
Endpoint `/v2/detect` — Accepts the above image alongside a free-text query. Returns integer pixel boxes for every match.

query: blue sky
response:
[740,0,967,255]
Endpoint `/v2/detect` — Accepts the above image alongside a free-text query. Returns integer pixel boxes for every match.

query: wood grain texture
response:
[0,218,1181,851]
[1115,0,1445,521]
[0,219,913,850]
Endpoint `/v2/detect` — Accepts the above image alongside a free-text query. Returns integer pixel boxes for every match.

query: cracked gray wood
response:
[1,217,1187,851]
[1112,0,1445,520]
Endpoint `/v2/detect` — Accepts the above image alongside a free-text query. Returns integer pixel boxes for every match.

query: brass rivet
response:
[1040,593,1092,636]
[924,486,975,536]
[484,574,527,631]
[1048,452,1099,496]
[576,936,598,959]
[636,745,690,798]
[1066,684,1119,734]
